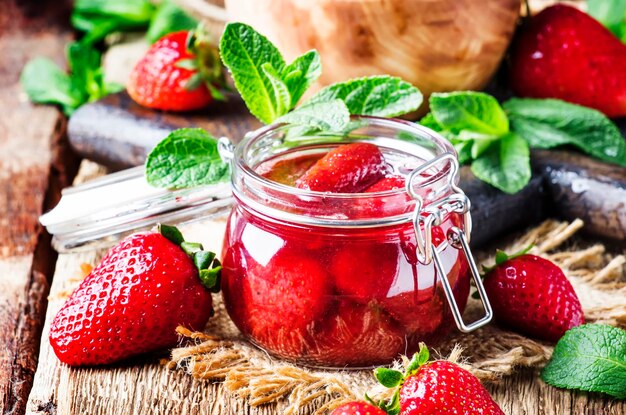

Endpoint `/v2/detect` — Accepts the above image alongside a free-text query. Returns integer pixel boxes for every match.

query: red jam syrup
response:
[221,142,470,367]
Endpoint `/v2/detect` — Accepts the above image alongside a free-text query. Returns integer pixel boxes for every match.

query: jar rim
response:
[232,115,458,227]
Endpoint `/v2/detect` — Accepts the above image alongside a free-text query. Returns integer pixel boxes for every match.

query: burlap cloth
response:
[164,219,626,414]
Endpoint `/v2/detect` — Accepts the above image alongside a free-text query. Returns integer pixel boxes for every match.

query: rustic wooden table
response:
[1,2,624,414]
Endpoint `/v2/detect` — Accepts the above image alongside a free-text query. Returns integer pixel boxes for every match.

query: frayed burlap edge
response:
[167,219,625,414]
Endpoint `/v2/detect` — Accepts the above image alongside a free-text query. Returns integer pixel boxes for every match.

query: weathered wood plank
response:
[28,165,626,415]
[0,1,76,414]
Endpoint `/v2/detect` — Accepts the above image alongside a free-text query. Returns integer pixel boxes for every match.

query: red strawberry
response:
[296,143,388,192]
[374,344,504,415]
[331,401,387,415]
[49,225,220,366]
[482,251,584,342]
[128,30,225,112]
[311,300,405,366]
[234,248,331,358]
[399,361,503,415]
[509,4,626,117]
[330,242,399,303]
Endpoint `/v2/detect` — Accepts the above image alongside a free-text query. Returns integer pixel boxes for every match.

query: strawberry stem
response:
[186,26,228,100]
[157,223,222,292]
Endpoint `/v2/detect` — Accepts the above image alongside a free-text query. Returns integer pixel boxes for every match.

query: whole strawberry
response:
[128,30,225,112]
[483,251,584,342]
[509,4,626,117]
[49,224,221,366]
[373,344,504,415]
[331,401,387,415]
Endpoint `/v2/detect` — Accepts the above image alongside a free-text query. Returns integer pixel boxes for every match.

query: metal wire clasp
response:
[406,153,492,333]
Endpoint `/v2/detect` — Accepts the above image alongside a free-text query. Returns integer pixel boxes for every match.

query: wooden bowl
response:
[224,0,521,101]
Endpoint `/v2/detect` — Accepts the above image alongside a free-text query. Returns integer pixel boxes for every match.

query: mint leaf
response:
[542,324,626,399]
[430,91,509,136]
[282,50,321,107]
[146,0,197,44]
[20,58,82,115]
[261,63,291,117]
[471,133,531,194]
[504,98,626,167]
[145,128,230,189]
[419,112,444,131]
[587,0,626,36]
[307,75,422,117]
[219,22,286,124]
[276,99,349,132]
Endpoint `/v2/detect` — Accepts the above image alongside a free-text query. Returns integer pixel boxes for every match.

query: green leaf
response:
[419,112,443,131]
[587,0,626,36]
[307,75,422,117]
[261,63,291,117]
[20,58,82,115]
[406,342,430,374]
[193,250,216,271]
[282,50,321,107]
[199,264,222,292]
[158,224,185,245]
[146,0,197,44]
[541,324,626,399]
[383,391,400,415]
[72,0,155,44]
[275,99,350,132]
[430,91,509,136]
[374,368,404,388]
[504,98,626,167]
[181,241,203,256]
[219,22,286,123]
[145,128,231,189]
[471,133,531,194]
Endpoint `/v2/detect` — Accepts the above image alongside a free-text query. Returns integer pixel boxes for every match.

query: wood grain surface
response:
[0,1,77,414]
[25,163,626,415]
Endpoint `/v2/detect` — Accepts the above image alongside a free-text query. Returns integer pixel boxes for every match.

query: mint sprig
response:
[146,22,422,189]
[541,324,626,399]
[219,22,422,132]
[20,42,123,116]
[421,92,626,194]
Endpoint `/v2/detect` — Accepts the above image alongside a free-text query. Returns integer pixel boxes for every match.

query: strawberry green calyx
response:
[370,343,432,415]
[481,244,534,274]
[178,26,227,100]
[157,224,221,292]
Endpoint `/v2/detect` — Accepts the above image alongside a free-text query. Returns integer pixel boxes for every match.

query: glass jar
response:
[220,117,492,368]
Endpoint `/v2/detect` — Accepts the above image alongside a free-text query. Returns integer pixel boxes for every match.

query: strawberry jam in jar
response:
[221,117,492,368]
